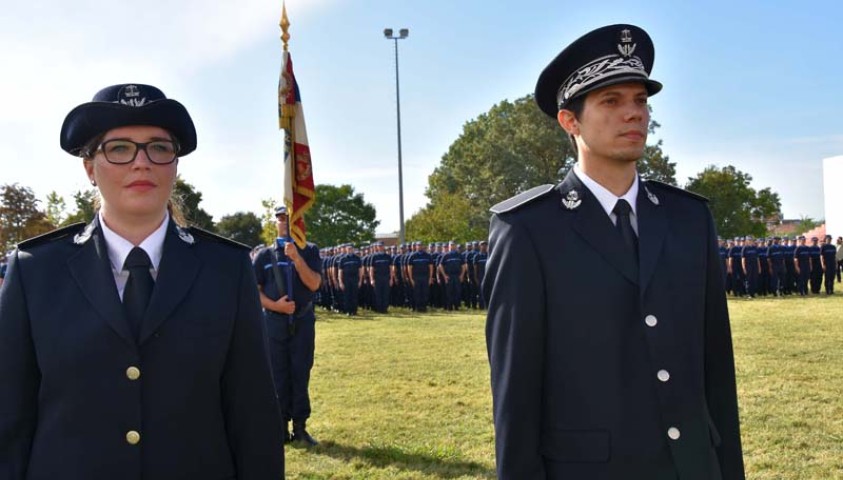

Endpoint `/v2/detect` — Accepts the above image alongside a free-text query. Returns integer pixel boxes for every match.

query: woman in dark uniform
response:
[0,84,284,479]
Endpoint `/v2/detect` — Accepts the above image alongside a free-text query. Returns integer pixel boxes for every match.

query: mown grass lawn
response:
[285,293,843,479]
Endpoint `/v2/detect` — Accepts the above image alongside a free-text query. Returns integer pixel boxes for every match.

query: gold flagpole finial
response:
[280,1,290,52]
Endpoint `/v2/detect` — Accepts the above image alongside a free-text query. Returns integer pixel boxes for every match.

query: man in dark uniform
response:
[329,245,345,312]
[718,237,729,292]
[318,247,333,310]
[369,242,393,312]
[254,205,323,446]
[808,236,822,294]
[465,241,480,308]
[741,236,759,298]
[429,242,443,309]
[728,238,745,297]
[836,236,843,283]
[723,238,733,295]
[782,237,797,295]
[794,235,811,296]
[337,243,362,316]
[484,24,744,479]
[474,241,489,309]
[757,238,769,296]
[402,243,416,310]
[820,235,837,295]
[390,245,404,308]
[407,242,433,312]
[768,237,785,296]
[439,241,466,311]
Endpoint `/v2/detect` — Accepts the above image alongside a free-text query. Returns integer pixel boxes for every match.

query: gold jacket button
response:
[126,430,141,445]
[126,366,141,381]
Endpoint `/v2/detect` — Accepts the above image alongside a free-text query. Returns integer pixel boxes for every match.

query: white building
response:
[823,155,843,238]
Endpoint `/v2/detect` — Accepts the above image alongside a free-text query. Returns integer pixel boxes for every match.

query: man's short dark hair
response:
[560,94,587,155]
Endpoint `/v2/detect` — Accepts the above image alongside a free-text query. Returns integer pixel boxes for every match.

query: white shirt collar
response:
[573,163,639,218]
[99,211,169,272]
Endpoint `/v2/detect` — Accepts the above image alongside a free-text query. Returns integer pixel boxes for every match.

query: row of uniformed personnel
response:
[315,240,489,315]
[719,234,841,297]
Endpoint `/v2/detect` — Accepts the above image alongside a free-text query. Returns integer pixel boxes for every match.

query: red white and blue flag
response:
[279,48,315,249]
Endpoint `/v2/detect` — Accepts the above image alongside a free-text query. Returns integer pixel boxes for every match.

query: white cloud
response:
[0,0,339,219]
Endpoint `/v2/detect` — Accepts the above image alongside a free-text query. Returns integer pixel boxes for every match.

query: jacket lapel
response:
[561,170,639,285]
[67,217,136,346]
[139,222,201,344]
[637,181,667,296]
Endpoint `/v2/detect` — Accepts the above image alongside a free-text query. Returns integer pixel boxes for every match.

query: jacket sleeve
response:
[0,252,40,480]
[703,209,746,479]
[221,252,284,479]
[483,214,547,479]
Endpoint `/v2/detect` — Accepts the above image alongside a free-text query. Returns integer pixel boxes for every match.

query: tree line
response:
[2,94,802,253]
[0,181,379,253]
[404,94,792,242]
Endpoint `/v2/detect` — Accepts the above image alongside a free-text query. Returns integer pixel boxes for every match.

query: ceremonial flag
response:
[278,7,315,249]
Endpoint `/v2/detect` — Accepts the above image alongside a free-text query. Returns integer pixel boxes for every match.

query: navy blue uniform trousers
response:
[265,310,315,422]
[412,275,430,312]
[373,274,390,312]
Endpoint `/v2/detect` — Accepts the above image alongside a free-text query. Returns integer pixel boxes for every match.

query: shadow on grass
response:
[291,440,495,479]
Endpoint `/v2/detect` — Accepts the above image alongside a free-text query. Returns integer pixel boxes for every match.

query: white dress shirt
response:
[99,211,168,299]
[573,163,639,235]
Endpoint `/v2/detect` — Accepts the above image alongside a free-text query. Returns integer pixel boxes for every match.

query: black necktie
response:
[613,199,638,259]
[123,247,154,341]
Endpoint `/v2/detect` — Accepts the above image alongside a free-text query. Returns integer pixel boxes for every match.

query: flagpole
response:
[279,0,315,250]
[280,1,293,242]
[280,2,295,308]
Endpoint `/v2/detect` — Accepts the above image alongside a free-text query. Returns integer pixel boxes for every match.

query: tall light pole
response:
[384,28,408,245]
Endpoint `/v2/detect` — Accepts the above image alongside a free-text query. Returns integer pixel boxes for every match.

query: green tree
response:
[63,189,98,225]
[45,191,67,226]
[216,211,263,247]
[685,165,782,239]
[796,216,819,234]
[0,183,54,251]
[306,184,378,247]
[174,176,214,231]
[406,192,487,243]
[639,117,677,184]
[260,198,278,246]
[414,95,674,240]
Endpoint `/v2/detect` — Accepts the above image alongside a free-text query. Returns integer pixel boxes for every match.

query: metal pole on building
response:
[383,28,409,245]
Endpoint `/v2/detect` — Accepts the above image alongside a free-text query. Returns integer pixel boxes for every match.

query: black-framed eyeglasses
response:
[96,139,180,165]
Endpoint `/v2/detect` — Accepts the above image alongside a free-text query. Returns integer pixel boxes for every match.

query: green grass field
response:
[285,293,843,479]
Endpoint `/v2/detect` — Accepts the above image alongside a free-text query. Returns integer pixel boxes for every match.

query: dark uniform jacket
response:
[484,171,744,480]
[253,240,321,339]
[0,217,283,480]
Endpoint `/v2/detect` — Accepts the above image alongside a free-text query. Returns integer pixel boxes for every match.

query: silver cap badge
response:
[562,189,582,210]
[618,28,637,58]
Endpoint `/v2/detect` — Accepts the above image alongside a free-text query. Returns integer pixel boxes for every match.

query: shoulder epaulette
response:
[490,184,555,214]
[18,222,86,249]
[188,226,250,250]
[645,180,709,202]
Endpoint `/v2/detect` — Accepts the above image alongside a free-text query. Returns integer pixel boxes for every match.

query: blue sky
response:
[2,0,840,234]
